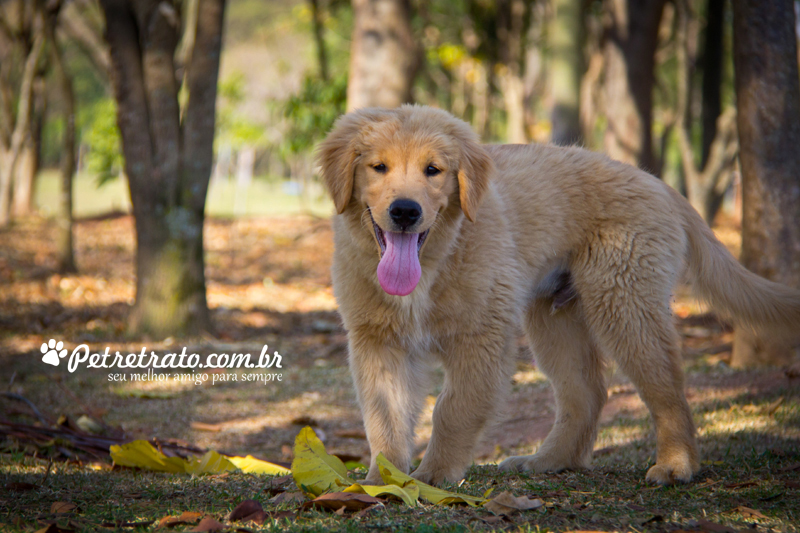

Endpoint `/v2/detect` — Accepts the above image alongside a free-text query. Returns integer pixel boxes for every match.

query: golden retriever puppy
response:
[317,105,800,486]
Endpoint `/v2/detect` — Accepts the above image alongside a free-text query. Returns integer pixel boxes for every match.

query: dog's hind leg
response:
[500,296,607,474]
[589,303,698,484]
[575,236,700,484]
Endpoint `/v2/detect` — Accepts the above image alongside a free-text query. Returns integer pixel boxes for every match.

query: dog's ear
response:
[456,134,493,222]
[317,113,362,214]
[317,109,389,214]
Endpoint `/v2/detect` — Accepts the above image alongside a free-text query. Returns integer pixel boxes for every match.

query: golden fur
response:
[317,105,800,486]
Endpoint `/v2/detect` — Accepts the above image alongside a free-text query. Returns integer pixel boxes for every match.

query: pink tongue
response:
[377,232,421,296]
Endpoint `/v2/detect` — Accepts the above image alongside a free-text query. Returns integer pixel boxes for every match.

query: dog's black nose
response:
[389,199,422,230]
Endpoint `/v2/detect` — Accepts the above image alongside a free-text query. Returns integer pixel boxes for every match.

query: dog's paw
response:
[498,454,570,474]
[645,461,694,485]
[411,465,465,486]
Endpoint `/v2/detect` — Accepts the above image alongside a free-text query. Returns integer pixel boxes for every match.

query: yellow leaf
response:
[185,451,238,475]
[110,441,186,473]
[110,440,289,477]
[228,454,291,475]
[291,426,354,496]
[344,481,419,507]
[376,453,486,506]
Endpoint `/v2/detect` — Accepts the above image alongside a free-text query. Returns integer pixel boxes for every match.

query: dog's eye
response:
[425,165,441,176]
[372,163,387,173]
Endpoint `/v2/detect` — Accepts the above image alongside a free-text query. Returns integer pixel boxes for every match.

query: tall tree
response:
[495,0,528,144]
[549,0,583,146]
[347,0,418,111]
[100,0,225,336]
[0,4,45,227]
[731,0,800,367]
[42,0,77,273]
[602,0,666,172]
[675,0,738,224]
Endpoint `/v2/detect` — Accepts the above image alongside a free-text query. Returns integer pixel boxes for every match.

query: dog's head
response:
[317,105,494,296]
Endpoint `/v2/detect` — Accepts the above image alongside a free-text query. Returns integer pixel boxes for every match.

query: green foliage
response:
[83,98,123,186]
[281,71,347,157]
[216,71,266,150]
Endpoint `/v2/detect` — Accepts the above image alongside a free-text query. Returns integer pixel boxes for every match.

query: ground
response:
[1,213,798,533]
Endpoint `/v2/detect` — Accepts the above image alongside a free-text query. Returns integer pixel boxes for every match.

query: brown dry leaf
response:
[693,519,741,533]
[33,525,75,533]
[189,516,227,532]
[334,430,366,439]
[305,492,383,512]
[484,491,543,515]
[734,506,769,520]
[724,481,758,489]
[158,511,204,528]
[228,500,266,524]
[5,482,37,491]
[270,491,307,505]
[50,502,77,514]
[100,520,155,528]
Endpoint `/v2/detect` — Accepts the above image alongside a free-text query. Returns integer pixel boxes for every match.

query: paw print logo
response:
[41,339,68,366]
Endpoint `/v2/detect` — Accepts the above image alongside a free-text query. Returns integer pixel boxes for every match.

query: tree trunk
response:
[101,0,224,337]
[549,0,584,146]
[700,0,724,168]
[44,3,77,273]
[347,0,418,111]
[309,0,328,81]
[496,0,527,144]
[0,28,44,227]
[731,0,800,367]
[675,0,738,225]
[602,0,666,172]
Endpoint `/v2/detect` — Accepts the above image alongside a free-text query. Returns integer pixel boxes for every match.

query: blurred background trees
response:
[0,0,798,361]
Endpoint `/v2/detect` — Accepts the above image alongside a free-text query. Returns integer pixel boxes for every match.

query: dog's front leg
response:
[349,328,427,484]
[412,333,514,485]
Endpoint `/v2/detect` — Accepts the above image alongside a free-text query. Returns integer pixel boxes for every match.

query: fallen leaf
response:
[484,491,544,515]
[111,441,187,473]
[33,525,74,533]
[334,430,366,439]
[291,427,483,507]
[189,516,226,532]
[50,502,77,514]
[734,506,768,519]
[693,519,740,533]
[291,426,352,497]
[185,450,238,475]
[190,422,223,432]
[100,520,154,528]
[343,479,418,506]
[111,440,289,476]
[229,500,266,524]
[291,415,318,426]
[724,481,758,489]
[269,491,307,505]
[158,511,204,528]
[305,492,383,512]
[375,453,485,506]
[227,454,290,475]
[5,482,37,491]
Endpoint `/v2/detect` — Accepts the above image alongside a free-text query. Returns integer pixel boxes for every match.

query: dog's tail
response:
[678,192,800,336]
